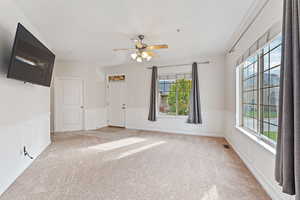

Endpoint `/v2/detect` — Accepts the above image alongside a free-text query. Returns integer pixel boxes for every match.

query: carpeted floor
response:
[0,127,270,200]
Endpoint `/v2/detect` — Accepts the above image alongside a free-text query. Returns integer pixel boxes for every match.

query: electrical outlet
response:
[23,146,34,159]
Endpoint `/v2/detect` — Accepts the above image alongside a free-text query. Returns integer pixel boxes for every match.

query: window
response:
[239,35,281,146]
[242,55,258,133]
[159,73,192,116]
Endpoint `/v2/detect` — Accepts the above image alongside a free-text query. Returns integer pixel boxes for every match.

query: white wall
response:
[103,56,226,137]
[224,0,293,199]
[0,0,51,196]
[53,62,107,131]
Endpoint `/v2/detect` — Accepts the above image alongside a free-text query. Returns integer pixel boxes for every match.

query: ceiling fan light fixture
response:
[114,35,168,63]
[131,53,138,60]
[146,56,152,61]
[141,51,148,58]
[136,56,142,62]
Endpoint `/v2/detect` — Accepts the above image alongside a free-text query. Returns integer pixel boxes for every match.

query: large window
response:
[159,73,192,116]
[239,35,281,146]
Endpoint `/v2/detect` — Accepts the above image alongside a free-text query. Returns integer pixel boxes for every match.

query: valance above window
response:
[236,21,282,66]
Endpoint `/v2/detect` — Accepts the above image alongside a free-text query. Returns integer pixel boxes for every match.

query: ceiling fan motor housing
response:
[138,34,145,41]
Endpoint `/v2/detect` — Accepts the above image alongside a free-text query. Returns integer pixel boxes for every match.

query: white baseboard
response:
[93,123,107,130]
[0,113,51,197]
[84,108,107,131]
[126,125,223,138]
[226,137,293,200]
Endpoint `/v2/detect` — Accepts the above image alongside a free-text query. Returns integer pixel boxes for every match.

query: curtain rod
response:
[146,61,210,69]
[228,0,270,53]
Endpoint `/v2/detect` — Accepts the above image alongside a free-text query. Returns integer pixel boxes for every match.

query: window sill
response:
[157,115,188,119]
[235,126,276,155]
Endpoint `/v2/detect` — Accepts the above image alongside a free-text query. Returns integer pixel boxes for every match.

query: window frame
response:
[237,35,281,148]
[157,73,192,118]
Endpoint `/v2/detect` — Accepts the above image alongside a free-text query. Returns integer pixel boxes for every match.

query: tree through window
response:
[159,73,192,116]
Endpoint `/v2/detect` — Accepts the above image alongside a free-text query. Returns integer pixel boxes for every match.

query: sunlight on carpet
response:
[116,141,166,159]
[83,137,146,152]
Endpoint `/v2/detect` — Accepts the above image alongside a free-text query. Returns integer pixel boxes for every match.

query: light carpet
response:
[0,127,270,200]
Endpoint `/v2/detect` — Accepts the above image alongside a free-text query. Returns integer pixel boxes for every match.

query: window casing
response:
[158,73,192,117]
[238,35,281,147]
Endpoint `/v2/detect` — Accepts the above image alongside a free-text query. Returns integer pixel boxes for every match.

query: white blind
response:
[236,21,282,66]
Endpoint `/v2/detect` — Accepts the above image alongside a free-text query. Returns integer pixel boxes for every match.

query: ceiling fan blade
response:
[145,51,155,57]
[146,44,168,50]
[113,48,135,51]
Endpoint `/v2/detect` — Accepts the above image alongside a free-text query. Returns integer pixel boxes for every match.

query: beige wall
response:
[102,56,226,136]
[0,0,51,195]
[224,0,293,199]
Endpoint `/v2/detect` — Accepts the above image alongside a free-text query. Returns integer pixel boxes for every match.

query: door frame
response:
[106,73,127,127]
[54,77,85,132]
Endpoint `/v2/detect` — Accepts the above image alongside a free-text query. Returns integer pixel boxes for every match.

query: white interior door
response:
[108,80,126,127]
[55,78,84,132]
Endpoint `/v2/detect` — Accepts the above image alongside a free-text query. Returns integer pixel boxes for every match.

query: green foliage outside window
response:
[167,79,192,115]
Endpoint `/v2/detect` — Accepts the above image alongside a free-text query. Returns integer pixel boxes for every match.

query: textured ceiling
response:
[14,0,256,66]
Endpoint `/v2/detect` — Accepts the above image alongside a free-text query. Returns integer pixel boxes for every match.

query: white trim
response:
[126,126,223,138]
[235,126,276,155]
[157,114,188,119]
[226,136,286,200]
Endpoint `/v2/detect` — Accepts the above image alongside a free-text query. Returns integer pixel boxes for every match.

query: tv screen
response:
[7,23,55,87]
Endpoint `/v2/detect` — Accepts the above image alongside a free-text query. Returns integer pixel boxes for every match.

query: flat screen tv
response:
[7,23,55,87]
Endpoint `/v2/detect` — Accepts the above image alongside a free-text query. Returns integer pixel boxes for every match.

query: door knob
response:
[80,106,84,109]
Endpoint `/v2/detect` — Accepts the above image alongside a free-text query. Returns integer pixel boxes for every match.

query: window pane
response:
[243,91,257,104]
[263,54,269,71]
[243,67,248,79]
[243,116,253,130]
[270,35,282,49]
[263,45,269,54]
[159,75,192,116]
[269,87,279,106]
[262,122,270,138]
[243,76,257,91]
[263,71,270,87]
[253,120,258,132]
[244,104,257,118]
[248,64,257,77]
[262,105,269,123]
[177,79,191,116]
[269,124,278,142]
[246,56,257,64]
[159,81,164,92]
[269,106,278,125]
[270,66,280,86]
[270,46,281,68]
[262,88,269,105]
[159,78,176,115]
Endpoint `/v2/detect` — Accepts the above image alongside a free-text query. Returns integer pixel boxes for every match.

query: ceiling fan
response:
[113,35,168,62]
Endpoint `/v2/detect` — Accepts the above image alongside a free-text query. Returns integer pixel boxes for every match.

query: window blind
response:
[236,21,281,66]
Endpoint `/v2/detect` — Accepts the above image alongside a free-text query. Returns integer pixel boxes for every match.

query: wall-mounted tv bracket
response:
[23,146,34,160]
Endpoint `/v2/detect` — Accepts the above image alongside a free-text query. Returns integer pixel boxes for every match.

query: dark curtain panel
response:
[148,66,158,121]
[187,62,202,124]
[275,0,300,198]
